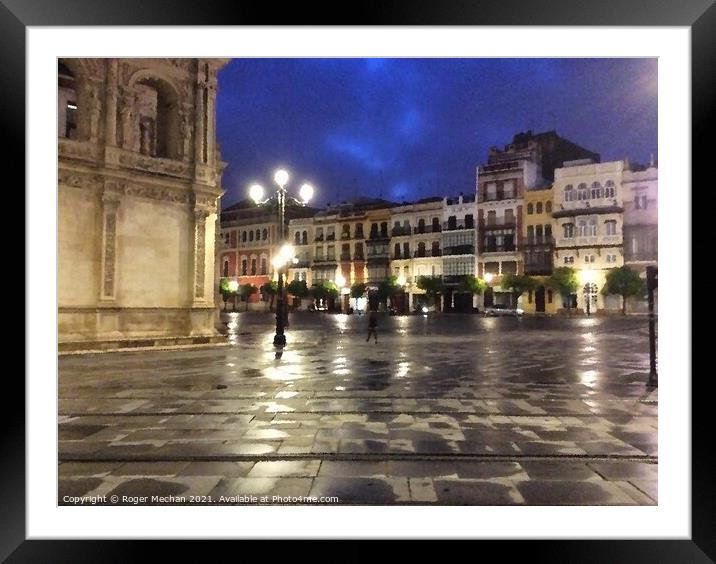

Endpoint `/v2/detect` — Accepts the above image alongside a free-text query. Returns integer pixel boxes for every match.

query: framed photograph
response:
[12,0,707,559]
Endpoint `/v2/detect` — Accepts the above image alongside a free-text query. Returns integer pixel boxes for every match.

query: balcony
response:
[353,254,365,261]
[523,236,555,247]
[413,225,442,234]
[443,245,475,256]
[414,250,442,258]
[524,261,554,275]
[315,235,324,242]
[482,218,517,229]
[479,193,517,203]
[391,226,412,237]
[312,256,336,265]
[292,260,311,268]
[340,253,352,261]
[369,232,390,240]
[340,232,351,240]
[326,234,336,241]
[480,245,517,254]
[443,222,475,231]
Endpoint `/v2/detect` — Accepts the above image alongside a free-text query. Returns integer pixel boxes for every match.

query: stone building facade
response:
[552,159,626,312]
[58,58,228,343]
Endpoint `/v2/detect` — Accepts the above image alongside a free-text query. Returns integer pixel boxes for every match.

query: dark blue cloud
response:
[216,58,657,207]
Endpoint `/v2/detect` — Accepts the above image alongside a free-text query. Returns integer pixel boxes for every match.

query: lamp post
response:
[335,273,346,313]
[228,279,239,312]
[250,169,314,347]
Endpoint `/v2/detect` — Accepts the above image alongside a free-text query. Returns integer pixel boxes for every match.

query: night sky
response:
[216,58,657,208]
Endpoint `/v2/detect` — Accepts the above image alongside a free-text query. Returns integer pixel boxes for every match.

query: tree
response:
[219,278,237,312]
[601,266,644,315]
[350,282,366,299]
[459,275,487,296]
[501,273,538,308]
[312,280,339,308]
[548,267,579,312]
[416,275,445,310]
[287,279,309,298]
[377,275,401,305]
[260,281,278,311]
[239,283,257,312]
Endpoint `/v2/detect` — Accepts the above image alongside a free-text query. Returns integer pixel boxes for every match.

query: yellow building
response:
[521,186,558,313]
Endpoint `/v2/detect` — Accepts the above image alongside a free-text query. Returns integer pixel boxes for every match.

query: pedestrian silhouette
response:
[366,310,378,343]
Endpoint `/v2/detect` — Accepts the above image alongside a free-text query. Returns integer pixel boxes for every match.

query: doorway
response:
[535,286,546,313]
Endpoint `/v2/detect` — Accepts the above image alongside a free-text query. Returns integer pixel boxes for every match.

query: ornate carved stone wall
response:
[58,58,229,343]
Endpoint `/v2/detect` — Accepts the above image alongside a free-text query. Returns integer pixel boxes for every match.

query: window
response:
[255,229,260,241]
[486,211,496,226]
[249,231,254,242]
[380,222,388,237]
[242,231,247,243]
[65,101,78,139]
[536,225,544,241]
[503,180,515,199]
[327,245,335,260]
[223,260,229,277]
[432,217,441,231]
[591,182,602,199]
[536,202,543,214]
[527,203,534,215]
[563,223,575,238]
[418,218,426,233]
[262,228,268,240]
[577,183,588,200]
[545,224,552,239]
[484,262,500,274]
[527,225,534,243]
[606,254,617,263]
[605,180,616,198]
[260,258,267,275]
[295,232,301,245]
[505,209,515,224]
[250,259,257,275]
[224,233,230,246]
[486,182,497,200]
[465,214,474,229]
[417,242,426,257]
[588,217,597,236]
[605,220,617,235]
[241,259,247,275]
[584,254,595,263]
[564,185,575,202]
[545,201,552,213]
[403,242,410,257]
[432,241,440,255]
[355,223,363,238]
[302,231,308,245]
[355,242,364,259]
[577,220,587,237]
[394,243,401,259]
[315,246,323,260]
[564,256,574,264]
[501,261,517,275]
[448,216,457,230]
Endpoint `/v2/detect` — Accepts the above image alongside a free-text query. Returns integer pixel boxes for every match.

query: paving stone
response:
[433,480,523,505]
[516,480,638,505]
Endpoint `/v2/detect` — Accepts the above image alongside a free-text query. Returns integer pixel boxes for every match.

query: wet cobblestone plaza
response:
[58,313,657,505]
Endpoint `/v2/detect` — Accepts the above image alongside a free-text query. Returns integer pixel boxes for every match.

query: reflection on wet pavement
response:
[59,313,657,505]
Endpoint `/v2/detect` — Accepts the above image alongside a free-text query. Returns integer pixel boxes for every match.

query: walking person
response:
[366,310,378,343]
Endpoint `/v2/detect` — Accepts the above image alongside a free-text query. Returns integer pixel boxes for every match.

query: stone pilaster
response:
[192,207,210,304]
[104,59,118,147]
[99,182,123,303]
[194,73,206,166]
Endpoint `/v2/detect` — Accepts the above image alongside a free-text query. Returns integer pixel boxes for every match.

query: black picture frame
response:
[9,0,708,560]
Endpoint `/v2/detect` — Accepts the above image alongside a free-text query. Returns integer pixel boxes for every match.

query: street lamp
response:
[250,169,314,347]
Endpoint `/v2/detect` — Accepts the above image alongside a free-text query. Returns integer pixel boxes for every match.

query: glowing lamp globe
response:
[274,169,289,188]
[299,183,314,203]
[249,184,264,203]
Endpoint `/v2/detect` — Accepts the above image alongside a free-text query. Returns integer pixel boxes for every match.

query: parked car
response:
[484,304,524,317]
